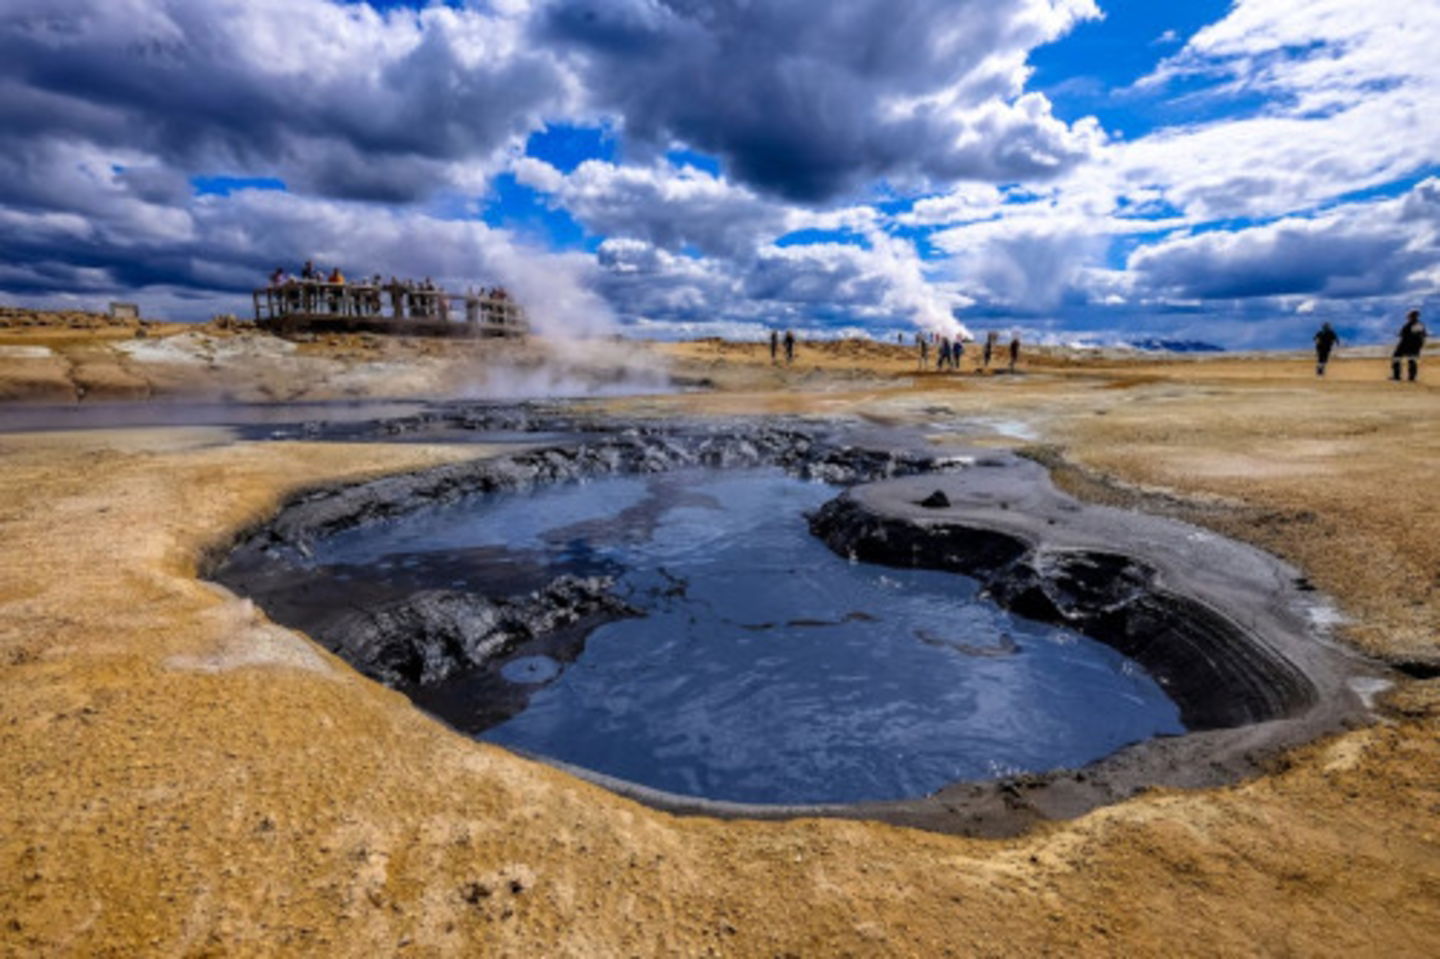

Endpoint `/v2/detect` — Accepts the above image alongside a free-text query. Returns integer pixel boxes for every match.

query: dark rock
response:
[918,490,950,508]
[330,575,636,686]
[807,495,1317,731]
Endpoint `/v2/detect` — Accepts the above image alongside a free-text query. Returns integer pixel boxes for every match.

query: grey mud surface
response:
[209,406,1384,837]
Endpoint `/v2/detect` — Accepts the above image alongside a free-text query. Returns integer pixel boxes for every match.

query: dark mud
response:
[213,417,955,729]
[210,409,1383,836]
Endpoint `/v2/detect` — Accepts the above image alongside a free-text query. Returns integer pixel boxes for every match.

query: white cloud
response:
[1127,178,1440,302]
[3,0,1438,348]
[540,0,1105,200]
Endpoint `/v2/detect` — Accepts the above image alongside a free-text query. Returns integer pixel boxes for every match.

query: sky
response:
[1,0,1437,347]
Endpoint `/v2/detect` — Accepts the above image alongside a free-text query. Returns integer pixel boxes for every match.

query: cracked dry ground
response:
[3,356,1440,956]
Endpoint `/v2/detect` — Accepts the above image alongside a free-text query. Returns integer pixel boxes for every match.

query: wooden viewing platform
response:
[252,281,528,338]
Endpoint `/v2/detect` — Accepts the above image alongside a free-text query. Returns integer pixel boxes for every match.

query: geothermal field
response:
[1,313,1437,955]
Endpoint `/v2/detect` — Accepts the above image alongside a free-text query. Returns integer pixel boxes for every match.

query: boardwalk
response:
[252,280,527,338]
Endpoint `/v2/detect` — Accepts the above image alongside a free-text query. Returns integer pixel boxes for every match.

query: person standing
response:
[953,336,965,372]
[1008,334,1020,373]
[1313,322,1339,376]
[1391,310,1427,382]
[770,329,779,364]
[918,333,929,370]
[938,337,951,371]
[783,329,796,365]
[983,331,997,370]
[327,266,345,314]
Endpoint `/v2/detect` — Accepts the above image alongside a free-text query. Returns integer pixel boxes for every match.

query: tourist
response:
[770,329,779,364]
[938,337,952,371]
[1313,322,1339,377]
[983,330,997,370]
[388,277,402,318]
[300,260,317,312]
[953,336,965,372]
[1391,310,1427,382]
[327,267,345,313]
[783,329,796,365]
[918,333,929,369]
[1008,334,1021,373]
[269,267,285,287]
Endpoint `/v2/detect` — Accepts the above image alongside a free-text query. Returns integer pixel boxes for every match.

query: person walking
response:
[938,337,951,371]
[953,336,965,372]
[1391,310,1427,382]
[1313,322,1339,376]
[770,329,779,364]
[1008,334,1021,373]
[983,331,997,370]
[918,333,929,370]
[783,329,796,365]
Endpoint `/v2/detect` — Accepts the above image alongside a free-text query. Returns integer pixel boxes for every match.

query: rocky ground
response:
[1,317,1438,955]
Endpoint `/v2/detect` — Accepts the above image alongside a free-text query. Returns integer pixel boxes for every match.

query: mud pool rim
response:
[208,415,1384,837]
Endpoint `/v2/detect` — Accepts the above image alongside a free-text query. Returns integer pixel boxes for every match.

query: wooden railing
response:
[252,282,527,337]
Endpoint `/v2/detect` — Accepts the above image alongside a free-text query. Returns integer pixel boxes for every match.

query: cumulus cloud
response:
[591,227,967,337]
[4,0,1436,347]
[516,157,789,258]
[875,0,1440,333]
[1122,0,1440,220]
[0,0,567,203]
[538,0,1105,201]
[0,137,613,335]
[525,156,968,334]
[1128,178,1440,302]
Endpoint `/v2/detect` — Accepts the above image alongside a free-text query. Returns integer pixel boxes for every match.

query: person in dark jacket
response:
[1313,322,1339,376]
[1391,310,1427,382]
[783,329,795,364]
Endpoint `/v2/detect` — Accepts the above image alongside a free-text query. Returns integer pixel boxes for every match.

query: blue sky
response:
[2,0,1436,347]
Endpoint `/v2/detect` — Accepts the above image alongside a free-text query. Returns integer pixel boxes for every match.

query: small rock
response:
[918,490,951,508]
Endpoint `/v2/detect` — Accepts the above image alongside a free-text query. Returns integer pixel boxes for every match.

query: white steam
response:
[465,240,673,399]
[864,228,973,340]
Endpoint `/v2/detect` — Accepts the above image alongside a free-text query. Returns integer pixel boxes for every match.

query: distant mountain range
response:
[1123,338,1226,353]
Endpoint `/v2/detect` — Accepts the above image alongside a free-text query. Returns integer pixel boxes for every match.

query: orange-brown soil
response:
[1,326,1438,955]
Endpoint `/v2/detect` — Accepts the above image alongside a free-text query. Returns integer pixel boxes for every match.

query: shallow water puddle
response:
[311,469,1183,804]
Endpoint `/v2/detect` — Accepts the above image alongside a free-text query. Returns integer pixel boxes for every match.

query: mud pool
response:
[302,469,1184,805]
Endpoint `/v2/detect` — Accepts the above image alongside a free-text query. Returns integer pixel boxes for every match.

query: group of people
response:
[267,261,384,316]
[264,262,513,324]
[915,330,1019,373]
[768,329,797,364]
[1313,310,1427,381]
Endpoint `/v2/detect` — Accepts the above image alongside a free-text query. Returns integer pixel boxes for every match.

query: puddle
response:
[305,469,1183,804]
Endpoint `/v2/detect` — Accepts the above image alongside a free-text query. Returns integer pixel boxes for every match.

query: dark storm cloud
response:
[0,0,568,203]
[538,0,1103,202]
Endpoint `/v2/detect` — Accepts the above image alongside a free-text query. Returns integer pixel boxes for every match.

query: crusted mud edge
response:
[208,419,1386,838]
